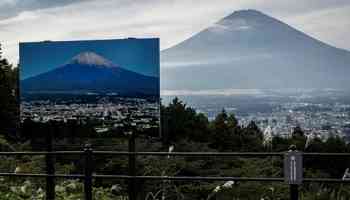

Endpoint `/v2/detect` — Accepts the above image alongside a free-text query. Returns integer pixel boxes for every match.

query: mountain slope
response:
[161,9,350,90]
[21,52,159,96]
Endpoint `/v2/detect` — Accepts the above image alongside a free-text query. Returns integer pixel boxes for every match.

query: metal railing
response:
[0,145,349,200]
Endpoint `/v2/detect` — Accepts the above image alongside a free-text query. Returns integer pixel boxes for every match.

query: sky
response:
[1,0,350,65]
[20,38,159,79]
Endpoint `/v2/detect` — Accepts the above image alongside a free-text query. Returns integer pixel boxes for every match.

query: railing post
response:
[46,128,55,200]
[290,184,299,200]
[128,132,137,200]
[284,145,302,200]
[84,144,93,200]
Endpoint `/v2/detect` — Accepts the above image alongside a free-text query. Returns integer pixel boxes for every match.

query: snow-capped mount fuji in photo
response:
[21,51,159,96]
[69,51,116,67]
[161,9,350,90]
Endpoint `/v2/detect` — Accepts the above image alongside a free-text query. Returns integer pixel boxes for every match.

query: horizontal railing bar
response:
[0,151,84,155]
[1,173,349,183]
[303,153,350,157]
[0,151,349,157]
[93,175,350,183]
[93,151,285,157]
[303,178,350,183]
[0,173,84,178]
[93,175,284,181]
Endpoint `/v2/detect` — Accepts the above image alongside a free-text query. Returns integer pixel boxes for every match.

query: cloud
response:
[0,0,90,20]
[162,53,273,68]
[1,0,350,65]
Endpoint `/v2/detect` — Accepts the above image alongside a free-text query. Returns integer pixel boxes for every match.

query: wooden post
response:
[290,184,299,200]
[45,127,55,200]
[84,144,93,200]
[128,132,136,200]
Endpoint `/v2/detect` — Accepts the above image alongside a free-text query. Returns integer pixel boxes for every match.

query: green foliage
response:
[0,179,126,200]
[161,97,211,143]
[0,135,15,151]
[0,43,18,139]
[210,110,240,151]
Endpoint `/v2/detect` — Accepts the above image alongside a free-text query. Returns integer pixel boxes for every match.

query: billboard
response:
[20,38,160,138]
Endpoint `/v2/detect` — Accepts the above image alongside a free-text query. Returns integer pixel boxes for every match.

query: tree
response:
[0,43,19,139]
[227,113,238,129]
[213,109,229,133]
[240,121,263,151]
[209,110,242,151]
[291,126,306,150]
[161,97,210,143]
[292,125,304,138]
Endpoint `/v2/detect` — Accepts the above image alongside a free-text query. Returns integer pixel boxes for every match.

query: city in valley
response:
[21,94,160,134]
[21,90,350,141]
[163,89,350,142]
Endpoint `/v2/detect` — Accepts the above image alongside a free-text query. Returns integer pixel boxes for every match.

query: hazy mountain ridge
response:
[21,52,159,96]
[161,9,350,90]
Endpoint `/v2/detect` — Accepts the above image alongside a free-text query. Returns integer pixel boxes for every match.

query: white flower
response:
[66,182,77,191]
[55,185,66,193]
[168,145,174,158]
[222,181,234,189]
[305,134,313,149]
[14,166,22,173]
[111,184,121,193]
[10,186,17,193]
[169,145,174,153]
[342,168,350,180]
[20,185,27,194]
[37,187,44,194]
[24,180,31,186]
[213,186,221,193]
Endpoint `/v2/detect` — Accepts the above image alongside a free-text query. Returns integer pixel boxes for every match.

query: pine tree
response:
[0,43,18,139]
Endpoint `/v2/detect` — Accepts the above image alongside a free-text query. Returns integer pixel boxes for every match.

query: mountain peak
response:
[69,51,116,67]
[222,9,270,20]
[211,9,284,32]
[218,9,276,23]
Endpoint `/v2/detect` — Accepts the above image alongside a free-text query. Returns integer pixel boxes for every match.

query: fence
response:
[0,141,349,200]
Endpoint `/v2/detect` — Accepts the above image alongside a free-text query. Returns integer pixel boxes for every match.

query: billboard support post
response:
[45,126,55,200]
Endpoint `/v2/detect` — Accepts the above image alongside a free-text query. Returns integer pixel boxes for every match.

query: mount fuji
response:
[161,9,350,90]
[21,52,159,96]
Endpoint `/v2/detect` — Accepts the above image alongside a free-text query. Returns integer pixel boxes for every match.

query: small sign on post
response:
[284,150,303,185]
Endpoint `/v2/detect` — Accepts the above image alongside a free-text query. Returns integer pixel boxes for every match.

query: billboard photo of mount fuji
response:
[20,38,160,138]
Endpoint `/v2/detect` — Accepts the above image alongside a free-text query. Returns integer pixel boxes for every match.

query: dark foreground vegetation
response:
[1,44,350,199]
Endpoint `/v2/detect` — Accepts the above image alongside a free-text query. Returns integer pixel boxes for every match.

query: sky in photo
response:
[20,38,159,80]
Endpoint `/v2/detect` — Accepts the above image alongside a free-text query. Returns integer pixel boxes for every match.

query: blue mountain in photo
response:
[161,9,350,90]
[21,52,159,96]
